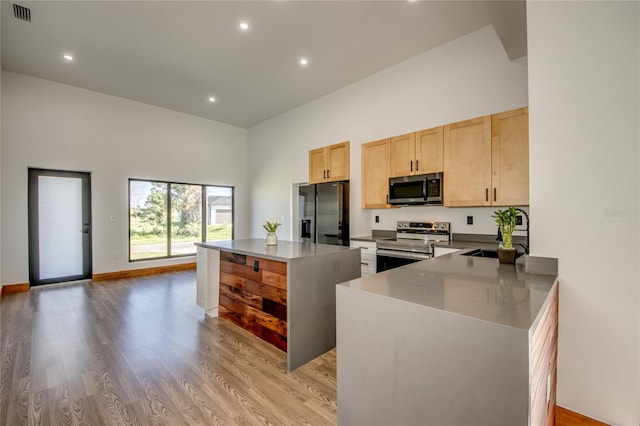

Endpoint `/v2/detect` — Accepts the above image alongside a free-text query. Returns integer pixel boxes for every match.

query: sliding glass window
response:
[129,179,233,261]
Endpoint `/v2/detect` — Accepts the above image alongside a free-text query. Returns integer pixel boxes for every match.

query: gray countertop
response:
[338,249,557,330]
[196,239,358,262]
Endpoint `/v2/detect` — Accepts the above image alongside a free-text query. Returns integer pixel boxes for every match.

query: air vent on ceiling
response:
[13,4,31,22]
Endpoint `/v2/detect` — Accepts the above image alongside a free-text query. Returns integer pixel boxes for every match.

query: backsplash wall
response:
[370,206,529,239]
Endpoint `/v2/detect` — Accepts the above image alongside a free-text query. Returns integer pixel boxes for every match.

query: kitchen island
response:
[336,251,558,425]
[196,239,361,371]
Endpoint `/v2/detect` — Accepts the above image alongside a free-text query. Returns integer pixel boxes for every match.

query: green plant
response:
[493,206,518,249]
[263,218,281,233]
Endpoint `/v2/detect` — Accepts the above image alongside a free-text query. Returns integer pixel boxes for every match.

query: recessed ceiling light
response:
[299,58,309,66]
[63,54,74,61]
[239,21,249,31]
[208,96,216,103]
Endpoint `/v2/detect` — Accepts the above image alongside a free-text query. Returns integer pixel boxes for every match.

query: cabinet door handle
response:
[361,262,369,266]
[253,260,259,272]
[386,194,389,205]
[493,188,497,202]
[323,169,327,179]
[410,161,413,172]
[327,169,330,178]
[416,160,419,171]
[485,188,489,202]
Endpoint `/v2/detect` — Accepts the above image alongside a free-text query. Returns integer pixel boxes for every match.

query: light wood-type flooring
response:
[0,271,337,425]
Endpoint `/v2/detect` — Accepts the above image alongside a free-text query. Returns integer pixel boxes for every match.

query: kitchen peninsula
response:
[336,251,558,425]
[196,239,361,371]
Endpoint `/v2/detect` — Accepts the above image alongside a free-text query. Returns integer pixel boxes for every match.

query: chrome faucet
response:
[514,207,530,255]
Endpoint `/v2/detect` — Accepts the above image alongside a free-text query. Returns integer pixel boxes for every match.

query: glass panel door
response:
[28,169,92,285]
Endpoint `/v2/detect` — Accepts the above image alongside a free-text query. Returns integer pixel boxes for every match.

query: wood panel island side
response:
[195,239,361,371]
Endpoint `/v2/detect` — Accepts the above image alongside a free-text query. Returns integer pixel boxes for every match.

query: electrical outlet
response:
[375,215,380,223]
[467,216,473,225]
[516,215,523,226]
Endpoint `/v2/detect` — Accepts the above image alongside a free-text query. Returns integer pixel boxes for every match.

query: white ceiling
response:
[1,1,526,128]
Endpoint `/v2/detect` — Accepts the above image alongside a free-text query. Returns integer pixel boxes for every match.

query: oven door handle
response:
[376,249,432,260]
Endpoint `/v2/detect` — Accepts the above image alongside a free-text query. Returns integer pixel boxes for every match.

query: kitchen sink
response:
[461,249,524,259]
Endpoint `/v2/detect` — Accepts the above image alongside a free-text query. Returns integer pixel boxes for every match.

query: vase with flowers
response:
[263,218,281,246]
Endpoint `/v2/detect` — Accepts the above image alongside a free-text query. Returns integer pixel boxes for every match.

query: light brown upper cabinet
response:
[443,108,529,207]
[491,108,529,206]
[444,116,492,206]
[389,133,415,177]
[309,141,350,184]
[390,127,444,178]
[362,138,392,209]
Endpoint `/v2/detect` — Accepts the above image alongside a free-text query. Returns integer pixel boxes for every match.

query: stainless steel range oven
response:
[376,221,450,273]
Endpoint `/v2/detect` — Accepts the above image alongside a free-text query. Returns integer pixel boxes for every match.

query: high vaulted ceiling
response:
[1,1,526,128]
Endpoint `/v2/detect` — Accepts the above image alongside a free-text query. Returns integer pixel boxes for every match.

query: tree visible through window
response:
[129,179,233,261]
[170,183,202,256]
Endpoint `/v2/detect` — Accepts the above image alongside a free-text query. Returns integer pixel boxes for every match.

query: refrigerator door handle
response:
[338,184,343,243]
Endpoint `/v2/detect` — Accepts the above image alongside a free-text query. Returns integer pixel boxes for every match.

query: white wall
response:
[1,72,249,285]
[528,2,640,424]
[247,26,528,239]
[371,205,528,240]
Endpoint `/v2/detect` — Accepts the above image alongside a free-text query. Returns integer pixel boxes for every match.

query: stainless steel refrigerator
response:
[299,181,349,246]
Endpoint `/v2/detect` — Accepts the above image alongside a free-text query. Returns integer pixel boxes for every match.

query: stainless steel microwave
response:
[388,173,443,206]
